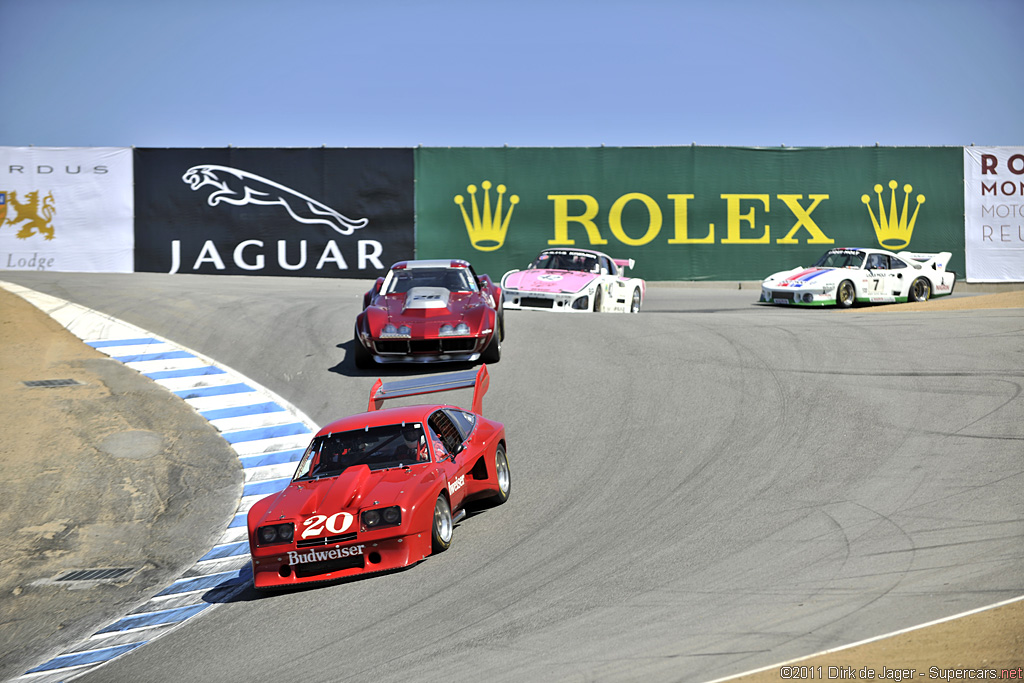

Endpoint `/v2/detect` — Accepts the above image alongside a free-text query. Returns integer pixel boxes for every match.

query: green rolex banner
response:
[414,146,965,281]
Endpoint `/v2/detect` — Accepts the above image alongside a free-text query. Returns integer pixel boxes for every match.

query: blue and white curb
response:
[2,282,320,683]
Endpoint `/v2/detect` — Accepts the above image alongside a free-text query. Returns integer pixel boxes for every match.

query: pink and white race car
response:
[501,248,645,313]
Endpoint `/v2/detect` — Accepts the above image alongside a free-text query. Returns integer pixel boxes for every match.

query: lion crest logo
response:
[3,190,56,240]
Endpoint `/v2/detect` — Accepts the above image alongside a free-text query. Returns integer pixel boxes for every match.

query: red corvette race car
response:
[246,366,510,590]
[353,259,504,367]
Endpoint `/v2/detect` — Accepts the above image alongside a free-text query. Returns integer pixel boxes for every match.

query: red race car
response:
[246,366,510,590]
[353,259,504,367]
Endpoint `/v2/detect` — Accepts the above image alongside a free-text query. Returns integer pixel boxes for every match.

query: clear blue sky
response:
[1,0,1021,148]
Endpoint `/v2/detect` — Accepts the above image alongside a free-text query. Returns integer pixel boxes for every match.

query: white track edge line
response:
[702,594,1024,683]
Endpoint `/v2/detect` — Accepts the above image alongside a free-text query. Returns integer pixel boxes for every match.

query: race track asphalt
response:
[1,273,1021,683]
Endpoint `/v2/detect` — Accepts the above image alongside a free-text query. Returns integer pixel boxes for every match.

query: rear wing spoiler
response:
[897,251,952,270]
[613,258,635,272]
[367,365,490,414]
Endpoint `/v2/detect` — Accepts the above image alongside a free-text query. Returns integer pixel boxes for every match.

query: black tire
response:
[629,288,642,313]
[353,328,374,369]
[836,280,856,309]
[593,286,603,313]
[431,494,453,553]
[908,277,931,303]
[498,309,506,341]
[490,443,510,505]
[481,331,501,364]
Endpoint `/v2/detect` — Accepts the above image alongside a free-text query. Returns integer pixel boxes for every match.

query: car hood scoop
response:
[393,287,452,319]
[258,465,373,524]
[403,287,450,311]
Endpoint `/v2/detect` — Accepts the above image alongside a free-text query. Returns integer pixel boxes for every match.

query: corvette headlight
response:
[439,324,454,335]
[256,523,294,546]
[380,323,410,338]
[362,506,401,529]
[454,322,470,335]
[397,325,410,335]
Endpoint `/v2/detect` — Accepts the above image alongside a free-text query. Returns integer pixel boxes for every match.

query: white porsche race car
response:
[501,248,646,313]
[760,247,956,308]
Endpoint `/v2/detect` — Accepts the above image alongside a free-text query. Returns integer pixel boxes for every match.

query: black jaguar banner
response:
[134,148,414,278]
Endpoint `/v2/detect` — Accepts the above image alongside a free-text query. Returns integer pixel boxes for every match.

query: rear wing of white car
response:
[897,251,953,272]
[367,365,490,414]
[613,258,636,274]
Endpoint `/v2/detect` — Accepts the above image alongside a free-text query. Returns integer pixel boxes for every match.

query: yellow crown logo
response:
[454,181,518,251]
[861,180,925,251]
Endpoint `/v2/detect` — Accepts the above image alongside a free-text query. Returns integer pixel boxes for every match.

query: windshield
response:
[292,423,427,480]
[384,268,478,294]
[813,250,865,269]
[530,250,599,273]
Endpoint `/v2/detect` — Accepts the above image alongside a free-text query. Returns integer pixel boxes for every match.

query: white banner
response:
[0,147,133,273]
[963,146,1024,282]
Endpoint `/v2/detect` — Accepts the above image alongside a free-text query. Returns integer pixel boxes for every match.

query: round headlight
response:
[439,324,454,335]
[278,524,293,542]
[363,510,381,527]
[382,507,400,524]
[258,526,277,543]
[382,323,397,335]
[454,322,470,335]
[398,325,410,335]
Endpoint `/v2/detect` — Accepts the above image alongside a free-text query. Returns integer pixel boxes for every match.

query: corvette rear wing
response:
[367,365,490,414]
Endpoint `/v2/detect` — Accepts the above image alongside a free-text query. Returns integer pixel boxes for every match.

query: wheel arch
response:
[470,437,507,482]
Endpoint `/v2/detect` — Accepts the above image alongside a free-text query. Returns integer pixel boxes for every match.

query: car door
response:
[427,409,473,510]
[864,253,890,298]
[601,255,627,306]
[886,256,910,297]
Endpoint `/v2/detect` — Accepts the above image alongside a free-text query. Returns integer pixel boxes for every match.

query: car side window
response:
[445,409,477,440]
[426,422,449,460]
[866,254,888,270]
[889,257,908,269]
[599,256,611,275]
[467,266,483,292]
[428,410,464,456]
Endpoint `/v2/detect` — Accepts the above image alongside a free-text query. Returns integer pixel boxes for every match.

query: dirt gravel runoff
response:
[0,287,241,682]
[857,289,1024,312]
[0,284,1020,682]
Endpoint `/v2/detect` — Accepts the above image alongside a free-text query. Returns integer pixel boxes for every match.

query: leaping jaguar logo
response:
[182,165,369,236]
